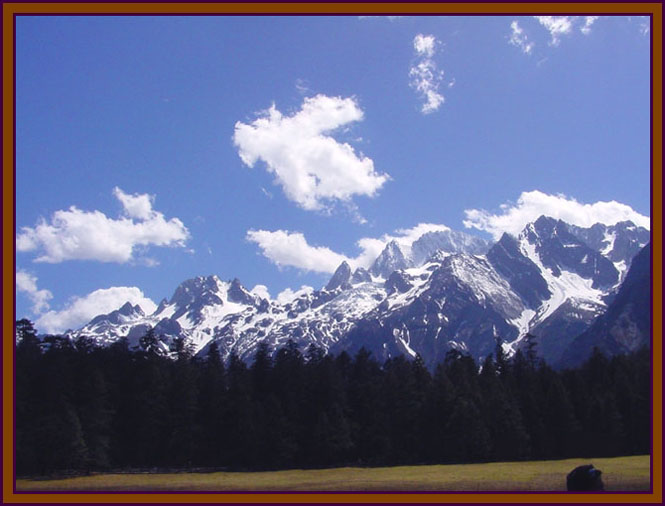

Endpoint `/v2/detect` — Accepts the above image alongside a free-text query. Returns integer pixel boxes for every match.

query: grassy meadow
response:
[16,454,650,492]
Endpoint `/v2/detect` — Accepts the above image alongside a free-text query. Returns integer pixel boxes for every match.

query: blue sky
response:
[15,15,652,333]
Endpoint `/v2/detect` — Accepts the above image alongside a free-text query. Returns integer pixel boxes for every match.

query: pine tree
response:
[422,362,456,463]
[139,327,162,356]
[347,348,389,465]
[166,343,199,467]
[382,355,428,464]
[540,366,580,459]
[224,352,258,468]
[479,355,530,461]
[251,341,274,400]
[197,341,227,466]
[73,363,113,471]
[15,320,44,474]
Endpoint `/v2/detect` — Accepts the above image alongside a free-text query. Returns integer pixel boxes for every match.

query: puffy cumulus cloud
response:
[247,223,453,275]
[409,34,445,114]
[233,95,389,212]
[112,187,155,220]
[509,20,534,54]
[580,16,599,35]
[16,188,189,264]
[463,190,650,240]
[36,286,157,334]
[250,284,271,300]
[246,229,349,274]
[16,270,53,314]
[534,16,574,46]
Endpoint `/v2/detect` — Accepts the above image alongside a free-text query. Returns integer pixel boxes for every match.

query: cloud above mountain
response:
[246,229,349,274]
[16,188,189,264]
[247,223,452,274]
[36,286,157,335]
[233,94,390,212]
[463,190,650,240]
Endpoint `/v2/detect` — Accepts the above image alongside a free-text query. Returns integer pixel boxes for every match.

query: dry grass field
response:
[15,454,650,492]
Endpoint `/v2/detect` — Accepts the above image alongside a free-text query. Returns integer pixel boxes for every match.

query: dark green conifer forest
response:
[14,319,651,476]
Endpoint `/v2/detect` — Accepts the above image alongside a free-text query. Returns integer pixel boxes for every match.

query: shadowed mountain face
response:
[66,216,650,368]
[486,233,550,309]
[558,242,651,369]
[567,221,650,270]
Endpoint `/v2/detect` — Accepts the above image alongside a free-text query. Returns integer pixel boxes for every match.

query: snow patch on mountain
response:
[519,230,606,329]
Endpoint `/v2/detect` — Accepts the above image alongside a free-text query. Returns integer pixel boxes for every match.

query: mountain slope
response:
[558,242,651,368]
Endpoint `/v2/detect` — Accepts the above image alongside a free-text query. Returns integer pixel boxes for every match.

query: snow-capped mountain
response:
[567,220,650,282]
[410,229,491,265]
[368,229,491,278]
[370,240,409,278]
[69,276,270,353]
[66,216,650,368]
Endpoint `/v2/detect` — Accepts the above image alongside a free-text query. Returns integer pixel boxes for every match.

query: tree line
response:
[15,320,650,476]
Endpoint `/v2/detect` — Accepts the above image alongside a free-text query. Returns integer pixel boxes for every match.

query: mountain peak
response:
[118,301,144,317]
[168,275,225,321]
[119,301,135,315]
[370,241,408,278]
[531,215,560,235]
[326,261,352,291]
[351,267,372,284]
[411,229,490,265]
[228,278,257,305]
[87,301,145,327]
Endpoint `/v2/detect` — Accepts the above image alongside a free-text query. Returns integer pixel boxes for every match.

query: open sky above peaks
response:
[15,14,652,334]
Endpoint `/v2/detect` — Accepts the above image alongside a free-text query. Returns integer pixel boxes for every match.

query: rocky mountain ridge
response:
[66,216,650,368]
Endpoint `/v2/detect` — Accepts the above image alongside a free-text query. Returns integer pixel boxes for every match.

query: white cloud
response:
[233,95,389,212]
[250,284,271,300]
[246,229,349,274]
[276,285,314,305]
[112,187,155,220]
[463,190,650,240]
[509,20,534,54]
[36,286,157,334]
[639,17,650,36]
[247,223,452,275]
[534,16,574,46]
[16,270,53,314]
[580,16,599,35]
[16,188,189,264]
[409,34,445,114]
[413,34,436,57]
